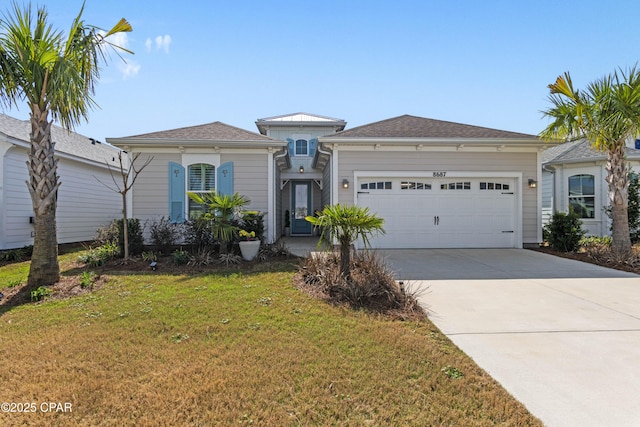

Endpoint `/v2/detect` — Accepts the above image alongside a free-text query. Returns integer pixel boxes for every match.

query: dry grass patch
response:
[0,252,541,426]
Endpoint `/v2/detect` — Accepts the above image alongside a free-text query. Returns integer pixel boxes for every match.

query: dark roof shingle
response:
[324,114,537,139]
[128,121,275,141]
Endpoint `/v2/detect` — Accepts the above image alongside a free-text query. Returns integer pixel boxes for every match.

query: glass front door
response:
[291,181,312,235]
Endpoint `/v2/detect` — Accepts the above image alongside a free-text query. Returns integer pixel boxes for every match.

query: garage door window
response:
[480,182,510,190]
[361,181,392,190]
[440,181,471,190]
[401,181,431,190]
[568,174,595,218]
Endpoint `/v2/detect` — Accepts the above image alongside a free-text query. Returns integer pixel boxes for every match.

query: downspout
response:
[272,148,289,243]
[316,144,333,205]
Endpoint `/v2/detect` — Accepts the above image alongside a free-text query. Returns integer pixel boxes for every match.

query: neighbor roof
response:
[542,139,640,164]
[0,113,121,166]
[323,114,537,139]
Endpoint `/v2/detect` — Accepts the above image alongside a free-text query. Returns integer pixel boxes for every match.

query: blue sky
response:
[5,0,640,141]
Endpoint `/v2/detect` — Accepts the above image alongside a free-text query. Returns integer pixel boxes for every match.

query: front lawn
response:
[0,251,541,426]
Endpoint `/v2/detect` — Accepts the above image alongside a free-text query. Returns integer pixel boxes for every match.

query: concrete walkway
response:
[379,249,640,427]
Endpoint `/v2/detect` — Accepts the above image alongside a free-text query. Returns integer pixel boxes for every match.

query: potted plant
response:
[238,229,260,261]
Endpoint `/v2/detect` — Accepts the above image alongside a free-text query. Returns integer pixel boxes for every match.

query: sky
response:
[4,0,640,142]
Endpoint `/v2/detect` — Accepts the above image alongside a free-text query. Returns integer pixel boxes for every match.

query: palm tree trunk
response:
[26,105,61,287]
[606,145,632,255]
[340,238,351,281]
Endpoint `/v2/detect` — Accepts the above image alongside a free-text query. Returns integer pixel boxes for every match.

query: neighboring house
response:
[108,113,547,249]
[542,139,640,237]
[0,114,124,250]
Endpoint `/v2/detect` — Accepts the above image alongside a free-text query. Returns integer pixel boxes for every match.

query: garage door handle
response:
[502,192,514,195]
[502,230,514,233]
[358,191,370,194]
[434,216,440,226]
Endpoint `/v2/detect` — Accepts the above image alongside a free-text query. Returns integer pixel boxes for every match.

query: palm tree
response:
[0,3,132,287]
[187,192,250,254]
[306,204,385,280]
[540,67,640,255]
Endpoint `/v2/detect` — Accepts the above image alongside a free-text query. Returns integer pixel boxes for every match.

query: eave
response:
[107,137,287,150]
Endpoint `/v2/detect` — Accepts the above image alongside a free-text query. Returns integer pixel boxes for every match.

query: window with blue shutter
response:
[217,162,234,196]
[187,163,215,219]
[168,162,186,223]
[309,138,317,157]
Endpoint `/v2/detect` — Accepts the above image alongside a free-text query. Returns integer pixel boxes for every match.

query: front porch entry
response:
[291,181,313,235]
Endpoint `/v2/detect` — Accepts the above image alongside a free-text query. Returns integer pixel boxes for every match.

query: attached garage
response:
[318,115,548,249]
[356,174,520,248]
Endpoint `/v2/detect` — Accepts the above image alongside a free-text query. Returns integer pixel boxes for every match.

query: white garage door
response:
[357,177,517,249]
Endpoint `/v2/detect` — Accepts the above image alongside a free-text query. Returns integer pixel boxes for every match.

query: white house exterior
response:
[0,114,124,250]
[542,139,640,236]
[109,113,547,249]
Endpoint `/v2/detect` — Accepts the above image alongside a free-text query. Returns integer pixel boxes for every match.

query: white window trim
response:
[182,153,220,219]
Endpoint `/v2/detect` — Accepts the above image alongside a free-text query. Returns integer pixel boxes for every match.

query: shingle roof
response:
[323,114,537,139]
[0,113,121,166]
[542,139,640,164]
[127,121,275,141]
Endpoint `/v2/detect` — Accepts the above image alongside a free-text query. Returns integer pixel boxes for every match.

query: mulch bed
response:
[529,246,640,274]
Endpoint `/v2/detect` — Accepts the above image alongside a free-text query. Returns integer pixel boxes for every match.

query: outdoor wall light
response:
[342,179,349,189]
[299,166,304,173]
[528,179,538,188]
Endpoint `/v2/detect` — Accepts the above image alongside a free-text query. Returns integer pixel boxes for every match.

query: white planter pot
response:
[239,240,260,261]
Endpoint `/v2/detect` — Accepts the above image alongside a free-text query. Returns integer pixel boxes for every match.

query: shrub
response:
[183,218,216,250]
[187,248,214,266]
[79,242,120,267]
[299,251,424,318]
[94,222,119,246]
[544,209,585,252]
[147,217,181,254]
[237,211,265,242]
[80,271,97,289]
[171,249,190,265]
[116,218,144,256]
[141,251,159,262]
[30,286,51,301]
[579,235,612,249]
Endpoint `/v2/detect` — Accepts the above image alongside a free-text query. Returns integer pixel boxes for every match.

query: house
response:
[0,113,124,250]
[107,113,547,249]
[542,139,640,236]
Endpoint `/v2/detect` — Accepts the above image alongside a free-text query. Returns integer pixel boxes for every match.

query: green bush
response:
[183,218,216,250]
[171,249,190,265]
[116,218,144,256]
[147,217,181,254]
[78,242,120,267]
[237,211,265,242]
[544,209,586,252]
[579,235,612,249]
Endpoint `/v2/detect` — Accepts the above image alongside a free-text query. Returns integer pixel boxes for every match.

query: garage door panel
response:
[358,178,517,249]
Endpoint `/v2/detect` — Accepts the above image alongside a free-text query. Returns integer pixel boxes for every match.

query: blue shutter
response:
[217,162,234,195]
[168,162,185,223]
[287,138,294,156]
[309,138,317,157]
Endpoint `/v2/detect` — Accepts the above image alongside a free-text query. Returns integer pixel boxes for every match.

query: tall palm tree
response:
[306,204,385,280]
[540,67,640,255]
[0,3,132,287]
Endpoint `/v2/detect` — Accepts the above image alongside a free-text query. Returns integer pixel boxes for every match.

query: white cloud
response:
[155,35,171,53]
[145,37,152,52]
[119,60,140,79]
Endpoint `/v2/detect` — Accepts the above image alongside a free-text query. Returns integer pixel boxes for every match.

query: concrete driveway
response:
[379,249,640,427]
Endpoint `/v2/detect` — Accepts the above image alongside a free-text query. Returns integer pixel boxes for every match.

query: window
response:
[188,163,215,218]
[568,174,595,219]
[295,139,308,156]
[360,181,392,190]
[440,181,471,190]
[401,181,432,190]
[480,182,510,190]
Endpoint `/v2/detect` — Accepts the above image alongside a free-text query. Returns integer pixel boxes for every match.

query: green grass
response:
[0,252,542,426]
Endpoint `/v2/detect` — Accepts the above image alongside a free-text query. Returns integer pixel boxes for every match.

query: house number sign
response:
[433,171,447,177]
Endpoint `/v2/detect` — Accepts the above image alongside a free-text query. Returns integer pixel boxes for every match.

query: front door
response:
[291,181,312,235]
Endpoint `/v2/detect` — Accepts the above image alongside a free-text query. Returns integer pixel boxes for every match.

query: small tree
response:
[306,204,385,281]
[98,151,152,261]
[187,192,249,254]
[544,208,586,252]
